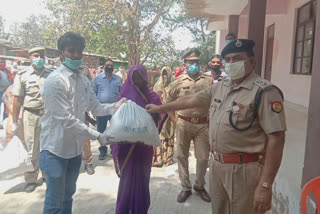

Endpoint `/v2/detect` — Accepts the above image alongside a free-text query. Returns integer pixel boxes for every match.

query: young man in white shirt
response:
[39,32,125,214]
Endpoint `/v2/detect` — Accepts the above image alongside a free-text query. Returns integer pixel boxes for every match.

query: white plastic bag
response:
[0,136,34,175]
[103,100,161,147]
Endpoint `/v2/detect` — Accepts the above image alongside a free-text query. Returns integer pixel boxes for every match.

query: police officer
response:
[167,48,212,203]
[12,47,52,192]
[146,40,286,214]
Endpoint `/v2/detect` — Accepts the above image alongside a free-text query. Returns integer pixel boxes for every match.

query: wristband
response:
[259,180,272,190]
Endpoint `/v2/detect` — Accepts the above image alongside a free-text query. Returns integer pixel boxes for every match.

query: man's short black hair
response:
[57,32,86,51]
[225,33,236,40]
[210,54,222,62]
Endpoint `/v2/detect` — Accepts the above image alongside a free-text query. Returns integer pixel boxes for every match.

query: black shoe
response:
[98,146,108,160]
[84,164,95,175]
[25,183,37,193]
[193,186,211,202]
[177,190,192,203]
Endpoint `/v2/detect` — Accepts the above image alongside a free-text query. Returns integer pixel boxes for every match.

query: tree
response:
[45,0,181,67]
[10,15,51,48]
[0,16,9,40]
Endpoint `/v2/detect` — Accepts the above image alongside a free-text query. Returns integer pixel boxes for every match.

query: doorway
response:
[264,24,275,81]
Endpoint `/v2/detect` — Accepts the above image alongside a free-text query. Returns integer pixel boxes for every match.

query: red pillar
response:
[247,0,267,76]
[302,0,320,186]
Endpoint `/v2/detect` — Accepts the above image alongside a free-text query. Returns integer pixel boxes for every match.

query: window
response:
[293,0,317,75]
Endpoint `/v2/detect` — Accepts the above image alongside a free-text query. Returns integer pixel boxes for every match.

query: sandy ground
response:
[0,129,211,214]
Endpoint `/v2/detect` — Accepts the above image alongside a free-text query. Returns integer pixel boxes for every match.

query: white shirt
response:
[40,65,115,158]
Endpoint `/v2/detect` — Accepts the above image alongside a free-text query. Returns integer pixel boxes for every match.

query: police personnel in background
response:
[167,48,212,203]
[146,40,286,214]
[12,47,52,193]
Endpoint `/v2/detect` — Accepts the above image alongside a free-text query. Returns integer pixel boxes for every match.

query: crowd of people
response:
[0,30,287,214]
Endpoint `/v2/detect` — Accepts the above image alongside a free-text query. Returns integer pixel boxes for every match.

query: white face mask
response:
[225,59,249,80]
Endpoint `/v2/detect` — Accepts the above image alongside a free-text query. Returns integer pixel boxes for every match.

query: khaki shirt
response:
[12,66,52,109]
[167,74,212,118]
[197,72,287,153]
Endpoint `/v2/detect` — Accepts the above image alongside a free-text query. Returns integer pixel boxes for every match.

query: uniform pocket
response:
[226,106,239,126]
[210,99,222,118]
[181,89,192,96]
[237,104,254,124]
[26,85,40,97]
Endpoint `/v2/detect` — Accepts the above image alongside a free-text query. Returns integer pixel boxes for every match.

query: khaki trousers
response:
[82,138,92,164]
[209,157,263,214]
[23,110,42,183]
[82,120,92,164]
[176,118,210,191]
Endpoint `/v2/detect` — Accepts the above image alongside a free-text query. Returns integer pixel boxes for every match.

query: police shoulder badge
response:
[271,101,282,113]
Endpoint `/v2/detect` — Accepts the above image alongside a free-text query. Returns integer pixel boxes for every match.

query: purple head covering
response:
[112,65,168,214]
[118,64,162,107]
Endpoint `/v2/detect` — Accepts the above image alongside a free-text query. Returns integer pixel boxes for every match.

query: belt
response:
[178,115,208,124]
[212,151,265,164]
[24,107,44,115]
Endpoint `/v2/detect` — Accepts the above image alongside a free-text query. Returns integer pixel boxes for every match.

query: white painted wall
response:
[218,0,313,213]
[269,101,308,214]
[261,0,312,108]
[263,1,313,213]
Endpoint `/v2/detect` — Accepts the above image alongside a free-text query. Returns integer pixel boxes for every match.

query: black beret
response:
[182,48,201,60]
[221,39,255,59]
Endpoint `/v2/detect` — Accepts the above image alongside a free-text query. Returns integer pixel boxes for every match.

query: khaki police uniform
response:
[196,72,287,214]
[167,74,212,191]
[12,66,52,183]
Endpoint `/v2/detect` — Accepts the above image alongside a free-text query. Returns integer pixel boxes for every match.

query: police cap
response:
[28,47,45,54]
[182,48,200,61]
[221,39,255,59]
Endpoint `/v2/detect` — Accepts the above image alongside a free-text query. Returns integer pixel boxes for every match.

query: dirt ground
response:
[0,134,211,214]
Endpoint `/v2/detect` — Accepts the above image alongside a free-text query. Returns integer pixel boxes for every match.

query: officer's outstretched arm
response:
[146,95,200,113]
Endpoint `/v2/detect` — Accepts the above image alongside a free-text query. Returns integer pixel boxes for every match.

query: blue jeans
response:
[39,150,82,214]
[96,115,112,133]
[97,115,112,152]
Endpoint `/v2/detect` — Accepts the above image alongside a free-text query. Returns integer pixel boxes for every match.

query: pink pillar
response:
[247,0,267,76]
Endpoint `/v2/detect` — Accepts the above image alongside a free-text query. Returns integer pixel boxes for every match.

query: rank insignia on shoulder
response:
[271,101,282,113]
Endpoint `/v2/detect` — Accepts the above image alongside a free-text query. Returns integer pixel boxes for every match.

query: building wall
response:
[217,30,228,54]
[234,0,314,213]
[264,0,313,213]
[266,1,313,213]
[236,0,312,108]
[263,0,312,108]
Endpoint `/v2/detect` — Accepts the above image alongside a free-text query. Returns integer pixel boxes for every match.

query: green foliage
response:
[1,0,215,68]
[9,15,50,48]
[198,32,216,66]
[0,16,9,40]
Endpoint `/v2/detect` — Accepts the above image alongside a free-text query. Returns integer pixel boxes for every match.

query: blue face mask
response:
[64,57,83,70]
[226,40,232,45]
[188,64,200,75]
[32,58,45,69]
